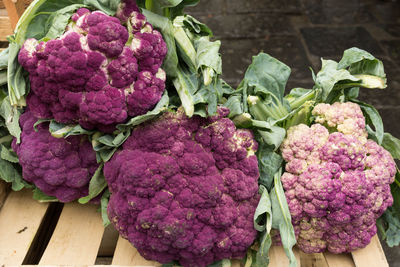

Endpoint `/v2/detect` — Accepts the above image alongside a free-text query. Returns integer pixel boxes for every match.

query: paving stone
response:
[369,1,400,24]
[193,13,295,39]
[301,26,385,59]
[381,40,400,67]
[185,0,226,15]
[300,0,374,24]
[380,24,400,38]
[219,36,313,89]
[227,0,302,14]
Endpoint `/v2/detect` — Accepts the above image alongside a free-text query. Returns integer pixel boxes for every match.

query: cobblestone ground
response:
[188,0,400,265]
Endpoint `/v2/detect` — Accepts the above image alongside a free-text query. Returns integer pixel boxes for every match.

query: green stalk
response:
[287,90,316,110]
[173,25,197,72]
[354,74,387,89]
[248,95,289,121]
[173,67,195,117]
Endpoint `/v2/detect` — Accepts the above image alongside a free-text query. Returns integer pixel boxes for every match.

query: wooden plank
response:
[324,252,355,267]
[0,16,13,41]
[300,252,329,267]
[39,202,105,265]
[0,189,49,264]
[351,235,388,267]
[2,0,26,29]
[269,245,301,267]
[112,236,160,266]
[0,180,10,209]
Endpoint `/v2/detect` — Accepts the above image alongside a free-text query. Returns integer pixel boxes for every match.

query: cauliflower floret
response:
[18,3,167,132]
[104,107,260,267]
[279,102,396,254]
[12,112,99,202]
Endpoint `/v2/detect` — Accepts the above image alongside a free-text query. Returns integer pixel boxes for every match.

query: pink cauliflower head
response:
[18,4,167,132]
[12,111,99,202]
[104,107,260,267]
[279,102,396,254]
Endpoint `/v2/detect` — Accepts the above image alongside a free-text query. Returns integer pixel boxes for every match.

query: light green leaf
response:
[79,164,106,204]
[1,144,19,163]
[270,170,297,267]
[7,42,27,107]
[83,0,120,15]
[33,187,59,202]
[100,189,110,226]
[156,0,184,8]
[382,133,400,160]
[256,230,272,267]
[49,121,93,138]
[257,126,286,151]
[0,48,9,70]
[254,185,272,232]
[0,97,22,142]
[0,157,27,191]
[195,37,222,74]
[117,91,169,131]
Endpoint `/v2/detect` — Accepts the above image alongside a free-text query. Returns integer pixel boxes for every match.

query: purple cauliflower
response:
[279,102,396,254]
[104,107,260,267]
[18,4,167,132]
[12,111,99,202]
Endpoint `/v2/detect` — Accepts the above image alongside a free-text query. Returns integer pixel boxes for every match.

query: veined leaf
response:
[79,163,106,204]
[381,133,400,160]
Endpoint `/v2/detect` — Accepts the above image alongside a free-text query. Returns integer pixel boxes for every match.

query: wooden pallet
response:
[0,180,390,267]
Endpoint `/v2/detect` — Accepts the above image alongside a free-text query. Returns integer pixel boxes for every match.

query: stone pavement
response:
[187,0,400,265]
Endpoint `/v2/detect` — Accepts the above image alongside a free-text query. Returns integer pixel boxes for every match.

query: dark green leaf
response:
[1,144,19,163]
[33,187,58,202]
[100,189,110,226]
[257,144,283,189]
[0,157,26,191]
[381,133,400,160]
[42,4,85,41]
[351,99,384,144]
[0,97,22,143]
[270,170,297,267]
[79,164,106,204]
[224,95,243,118]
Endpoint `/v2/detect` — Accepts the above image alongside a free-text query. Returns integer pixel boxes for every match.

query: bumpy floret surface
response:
[104,107,260,267]
[280,102,396,253]
[18,3,167,132]
[12,112,99,202]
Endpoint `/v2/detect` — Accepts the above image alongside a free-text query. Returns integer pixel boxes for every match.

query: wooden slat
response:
[300,252,329,267]
[112,236,159,266]
[324,252,355,267]
[351,235,388,267]
[2,0,26,29]
[0,180,10,209]
[0,15,13,41]
[268,245,301,267]
[0,189,49,264]
[39,202,105,265]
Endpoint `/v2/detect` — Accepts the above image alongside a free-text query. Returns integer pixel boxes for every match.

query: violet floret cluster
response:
[18,5,167,132]
[104,107,260,267]
[279,102,396,254]
[12,112,99,202]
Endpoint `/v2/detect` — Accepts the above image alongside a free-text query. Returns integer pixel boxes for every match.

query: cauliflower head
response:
[18,4,167,132]
[280,102,396,253]
[104,107,260,267]
[12,111,99,202]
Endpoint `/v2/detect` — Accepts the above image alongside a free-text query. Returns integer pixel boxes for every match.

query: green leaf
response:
[1,145,19,163]
[7,42,27,107]
[0,97,22,143]
[79,164,107,204]
[83,0,120,15]
[33,187,59,202]
[100,189,110,226]
[381,207,400,247]
[381,133,400,160]
[0,156,26,191]
[254,185,272,232]
[169,0,200,18]
[224,95,243,119]
[270,170,297,267]
[49,121,93,138]
[256,230,272,267]
[142,9,179,77]
[337,47,386,78]
[179,15,212,36]
[195,37,222,74]
[155,0,184,8]
[351,100,384,144]
[257,144,283,189]
[316,59,360,102]
[257,126,286,151]
[42,4,85,41]
[0,48,9,70]
[117,91,169,131]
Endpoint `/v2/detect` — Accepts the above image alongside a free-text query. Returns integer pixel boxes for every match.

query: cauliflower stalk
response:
[18,4,167,132]
[280,102,396,253]
[104,107,260,267]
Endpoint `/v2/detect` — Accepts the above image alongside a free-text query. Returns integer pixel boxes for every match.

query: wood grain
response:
[39,202,105,265]
[0,189,49,264]
[300,252,329,267]
[268,245,301,267]
[2,0,26,29]
[0,15,13,41]
[112,236,159,266]
[351,235,389,267]
[324,252,355,267]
